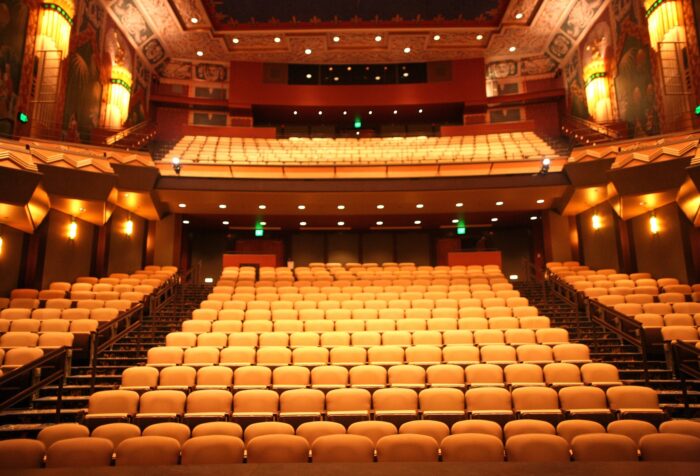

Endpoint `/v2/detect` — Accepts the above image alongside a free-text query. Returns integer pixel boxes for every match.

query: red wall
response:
[229,60,486,107]
[154,107,276,141]
[525,101,562,137]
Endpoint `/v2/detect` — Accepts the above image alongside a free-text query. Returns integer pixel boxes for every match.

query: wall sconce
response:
[172,156,181,175]
[0,225,4,255]
[539,157,551,175]
[124,215,134,237]
[592,212,602,231]
[649,212,660,234]
[68,217,78,240]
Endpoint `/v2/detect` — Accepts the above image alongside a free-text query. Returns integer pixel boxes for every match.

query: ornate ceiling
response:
[101,0,610,82]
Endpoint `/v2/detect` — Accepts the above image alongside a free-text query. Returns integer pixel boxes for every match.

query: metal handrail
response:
[670,340,700,409]
[0,346,68,414]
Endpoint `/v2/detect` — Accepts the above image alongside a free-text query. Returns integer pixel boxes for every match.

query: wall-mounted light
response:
[592,212,602,230]
[0,225,4,255]
[539,157,551,175]
[124,215,134,237]
[68,217,78,240]
[172,156,181,175]
[650,212,660,234]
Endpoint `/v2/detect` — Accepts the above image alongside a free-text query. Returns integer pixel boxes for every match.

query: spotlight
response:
[171,156,181,175]
[539,157,551,175]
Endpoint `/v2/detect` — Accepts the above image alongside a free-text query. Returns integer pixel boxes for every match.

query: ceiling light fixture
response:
[376,221,383,226]
[196,50,204,57]
[232,37,239,44]
[414,220,422,225]
[293,110,298,115]
[536,199,545,204]
[509,46,517,52]
[342,110,348,115]
[300,221,307,226]
[515,12,524,19]
[452,219,459,224]
[178,203,186,208]
[219,204,227,209]
[455,202,463,208]
[403,47,411,53]
[433,34,441,41]
[368,110,373,115]
[393,109,398,115]
[496,201,504,206]
[416,203,424,209]
[304,48,312,55]
[260,221,267,226]
[476,34,484,40]
[337,205,345,210]
[491,217,499,222]
[259,204,267,210]
[222,220,229,225]
[332,36,340,42]
[182,220,190,224]
[375,35,382,42]
[318,110,323,115]
[274,37,281,43]
[298,205,306,210]
[190,17,199,24]
[418,108,423,113]
[530,216,538,221]
[376,204,384,209]
[337,221,345,226]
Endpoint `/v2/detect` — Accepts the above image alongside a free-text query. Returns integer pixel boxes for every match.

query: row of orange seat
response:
[121,361,621,392]
[4,418,698,468]
[144,343,590,368]
[83,385,664,428]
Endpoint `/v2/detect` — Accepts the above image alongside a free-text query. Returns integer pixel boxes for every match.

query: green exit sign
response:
[255,228,264,237]
[695,104,700,116]
[17,112,29,124]
[457,226,466,235]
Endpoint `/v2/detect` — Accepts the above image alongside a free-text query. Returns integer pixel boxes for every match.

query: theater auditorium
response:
[0,0,699,473]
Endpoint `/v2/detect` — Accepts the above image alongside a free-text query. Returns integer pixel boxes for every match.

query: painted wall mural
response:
[0,0,29,135]
[560,0,659,135]
[62,0,149,141]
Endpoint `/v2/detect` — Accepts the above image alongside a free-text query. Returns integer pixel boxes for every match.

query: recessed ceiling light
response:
[182,220,190,224]
[259,204,267,209]
[300,221,307,226]
[433,34,441,41]
[476,34,484,40]
[318,110,323,115]
[222,220,229,225]
[414,220,422,225]
[293,110,298,115]
[332,35,340,42]
[190,17,199,24]
[337,221,345,226]
[232,37,239,44]
[368,110,373,115]
[376,221,383,226]
[274,37,281,43]
[219,204,227,209]
[418,108,423,113]
[530,216,538,220]
[298,205,306,210]
[515,12,524,19]
[393,109,398,114]
[306,73,312,79]
[491,217,499,222]
[403,47,411,53]
[342,110,348,115]
[455,202,463,208]
[304,48,312,55]
[178,203,186,208]
[337,205,345,210]
[375,35,382,42]
[509,46,517,52]
[196,50,204,57]
[416,203,424,209]
[536,199,545,204]
[496,201,504,206]
[376,204,384,209]
[260,221,267,226]
[452,219,459,224]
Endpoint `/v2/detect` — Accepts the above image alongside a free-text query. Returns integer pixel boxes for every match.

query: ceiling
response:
[102,0,610,81]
